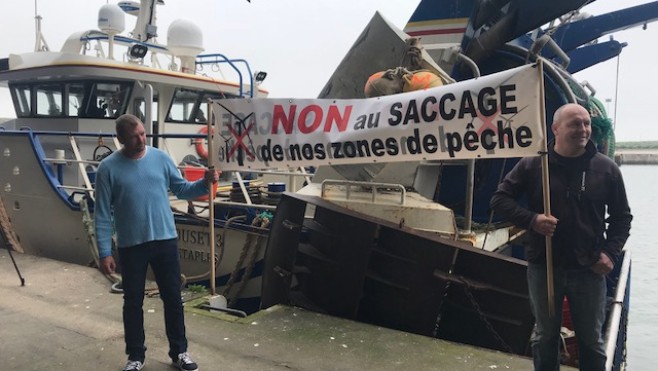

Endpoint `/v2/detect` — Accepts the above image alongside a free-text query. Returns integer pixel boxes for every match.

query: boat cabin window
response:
[167,88,233,123]
[36,84,64,116]
[68,83,86,117]
[9,81,132,118]
[82,82,132,118]
[133,98,148,122]
[11,85,31,117]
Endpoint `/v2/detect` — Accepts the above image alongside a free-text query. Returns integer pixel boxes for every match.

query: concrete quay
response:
[0,248,549,371]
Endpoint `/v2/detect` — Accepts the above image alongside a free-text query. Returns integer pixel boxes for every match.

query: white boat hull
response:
[0,131,265,306]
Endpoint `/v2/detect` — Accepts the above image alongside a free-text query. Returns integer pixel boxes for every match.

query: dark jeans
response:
[118,238,187,362]
[527,263,607,371]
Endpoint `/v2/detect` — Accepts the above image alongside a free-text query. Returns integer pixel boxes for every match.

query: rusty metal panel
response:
[293,206,377,318]
[261,192,533,356]
[357,226,457,336]
[436,248,532,355]
[260,194,307,309]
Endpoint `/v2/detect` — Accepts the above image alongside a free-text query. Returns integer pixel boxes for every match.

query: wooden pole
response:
[537,60,555,317]
[207,102,216,295]
[541,154,555,317]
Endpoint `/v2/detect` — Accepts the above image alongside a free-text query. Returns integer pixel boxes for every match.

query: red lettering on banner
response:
[227,123,255,160]
[299,105,323,134]
[272,105,297,134]
[325,105,352,132]
[271,104,353,134]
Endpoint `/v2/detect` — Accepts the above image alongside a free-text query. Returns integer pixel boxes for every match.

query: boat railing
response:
[80,32,169,54]
[6,121,311,216]
[37,133,117,204]
[604,247,632,371]
[43,158,101,166]
[16,129,310,211]
[76,33,257,97]
[76,31,169,70]
[196,54,256,98]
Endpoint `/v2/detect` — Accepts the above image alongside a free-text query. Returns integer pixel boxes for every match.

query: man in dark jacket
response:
[490,103,632,370]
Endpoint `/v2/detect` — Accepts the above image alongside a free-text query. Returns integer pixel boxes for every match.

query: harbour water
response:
[621,165,658,370]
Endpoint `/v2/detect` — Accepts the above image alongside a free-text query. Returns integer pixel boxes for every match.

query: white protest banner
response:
[210,63,544,171]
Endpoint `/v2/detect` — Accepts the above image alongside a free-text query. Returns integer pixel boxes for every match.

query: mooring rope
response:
[0,195,24,253]
[80,195,121,287]
[223,212,271,304]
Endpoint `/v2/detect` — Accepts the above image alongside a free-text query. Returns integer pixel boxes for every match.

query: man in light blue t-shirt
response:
[95,114,218,371]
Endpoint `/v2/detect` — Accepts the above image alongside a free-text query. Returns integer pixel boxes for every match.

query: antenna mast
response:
[33,0,50,52]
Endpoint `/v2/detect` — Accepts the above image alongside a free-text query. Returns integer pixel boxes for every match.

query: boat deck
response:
[0,248,574,370]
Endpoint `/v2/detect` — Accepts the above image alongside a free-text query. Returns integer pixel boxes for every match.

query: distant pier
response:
[615,149,658,165]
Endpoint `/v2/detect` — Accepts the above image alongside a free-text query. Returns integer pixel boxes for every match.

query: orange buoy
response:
[403,70,443,92]
[364,70,405,98]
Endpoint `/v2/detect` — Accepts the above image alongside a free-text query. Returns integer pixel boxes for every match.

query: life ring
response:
[194,126,213,159]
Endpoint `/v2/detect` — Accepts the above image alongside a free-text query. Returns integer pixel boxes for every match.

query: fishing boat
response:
[0,0,285,312]
[0,0,654,369]
[247,1,656,369]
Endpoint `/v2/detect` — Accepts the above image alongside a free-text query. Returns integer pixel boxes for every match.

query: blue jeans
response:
[527,263,607,371]
[118,238,187,362]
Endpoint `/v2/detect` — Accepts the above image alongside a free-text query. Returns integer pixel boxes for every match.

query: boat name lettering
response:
[177,228,223,246]
[178,248,214,263]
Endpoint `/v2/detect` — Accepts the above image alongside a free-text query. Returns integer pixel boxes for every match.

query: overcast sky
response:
[0,0,656,141]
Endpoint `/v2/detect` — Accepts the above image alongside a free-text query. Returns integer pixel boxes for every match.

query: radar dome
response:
[167,19,204,57]
[98,4,125,35]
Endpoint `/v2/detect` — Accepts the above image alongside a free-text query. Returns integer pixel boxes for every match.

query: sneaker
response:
[173,352,198,371]
[122,359,145,371]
